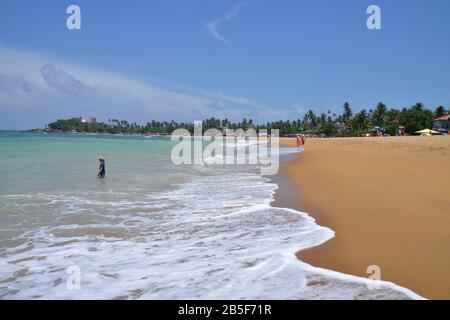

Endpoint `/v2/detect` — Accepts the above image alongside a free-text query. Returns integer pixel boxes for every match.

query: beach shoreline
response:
[277,136,450,300]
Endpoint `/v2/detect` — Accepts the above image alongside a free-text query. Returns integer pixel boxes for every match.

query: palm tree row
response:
[48,102,448,136]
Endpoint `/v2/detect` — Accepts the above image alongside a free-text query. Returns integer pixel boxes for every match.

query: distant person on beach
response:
[97,158,106,179]
[296,135,301,148]
[301,135,306,147]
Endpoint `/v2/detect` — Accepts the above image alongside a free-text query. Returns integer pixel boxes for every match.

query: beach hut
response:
[432,115,450,135]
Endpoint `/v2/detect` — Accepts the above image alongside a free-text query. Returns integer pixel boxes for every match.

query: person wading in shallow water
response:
[97,157,106,179]
[296,135,301,148]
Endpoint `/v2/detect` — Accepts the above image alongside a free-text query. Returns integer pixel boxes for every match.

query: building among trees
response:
[433,115,450,134]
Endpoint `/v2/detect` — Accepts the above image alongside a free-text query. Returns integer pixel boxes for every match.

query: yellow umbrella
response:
[415,129,440,134]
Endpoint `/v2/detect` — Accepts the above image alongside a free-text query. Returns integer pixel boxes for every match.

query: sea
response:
[0,132,423,299]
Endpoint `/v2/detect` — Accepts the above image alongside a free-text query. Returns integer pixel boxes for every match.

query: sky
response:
[0,0,449,129]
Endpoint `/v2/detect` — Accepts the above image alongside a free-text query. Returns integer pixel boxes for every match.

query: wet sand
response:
[278,136,450,300]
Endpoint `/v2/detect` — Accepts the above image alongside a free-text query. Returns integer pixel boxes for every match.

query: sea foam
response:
[0,141,423,300]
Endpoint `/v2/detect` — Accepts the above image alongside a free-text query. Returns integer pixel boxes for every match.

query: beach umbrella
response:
[415,129,440,134]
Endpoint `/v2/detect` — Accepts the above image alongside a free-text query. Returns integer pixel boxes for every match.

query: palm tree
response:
[343,102,353,126]
[372,102,387,127]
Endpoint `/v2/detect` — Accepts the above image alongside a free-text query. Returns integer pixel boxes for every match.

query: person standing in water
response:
[301,135,306,148]
[296,135,301,148]
[97,157,106,179]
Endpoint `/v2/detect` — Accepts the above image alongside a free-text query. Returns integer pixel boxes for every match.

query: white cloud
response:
[0,46,296,129]
[206,2,247,44]
[206,19,229,44]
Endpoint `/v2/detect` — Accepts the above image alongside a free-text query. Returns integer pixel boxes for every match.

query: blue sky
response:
[0,0,449,129]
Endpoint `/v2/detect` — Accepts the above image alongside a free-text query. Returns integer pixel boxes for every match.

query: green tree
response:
[434,106,447,118]
[319,122,337,136]
[351,109,369,135]
[372,102,387,127]
[342,102,353,125]
[399,104,433,134]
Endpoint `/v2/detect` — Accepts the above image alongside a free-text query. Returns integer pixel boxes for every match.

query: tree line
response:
[47,102,448,136]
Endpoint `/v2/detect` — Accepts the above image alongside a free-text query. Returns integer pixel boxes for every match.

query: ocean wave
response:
[0,150,423,300]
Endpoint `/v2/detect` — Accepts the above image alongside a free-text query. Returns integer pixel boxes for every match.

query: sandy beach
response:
[278,136,450,300]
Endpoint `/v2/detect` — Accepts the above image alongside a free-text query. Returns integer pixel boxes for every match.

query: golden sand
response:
[279,136,450,299]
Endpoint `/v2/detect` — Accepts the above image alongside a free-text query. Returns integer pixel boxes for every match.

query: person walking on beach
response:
[296,135,301,148]
[97,157,106,179]
[301,135,306,148]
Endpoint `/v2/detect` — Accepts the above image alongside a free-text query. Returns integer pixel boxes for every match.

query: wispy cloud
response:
[206,2,247,44]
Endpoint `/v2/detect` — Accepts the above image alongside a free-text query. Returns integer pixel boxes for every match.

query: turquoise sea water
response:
[0,132,180,195]
[0,132,421,299]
